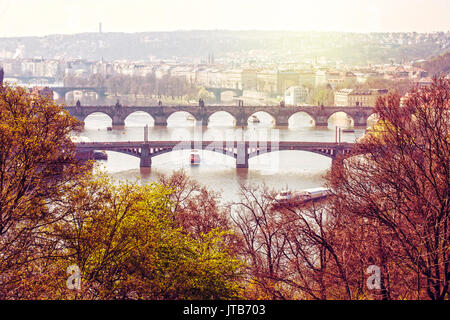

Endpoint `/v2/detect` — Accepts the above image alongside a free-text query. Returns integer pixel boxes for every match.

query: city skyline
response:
[0,0,449,38]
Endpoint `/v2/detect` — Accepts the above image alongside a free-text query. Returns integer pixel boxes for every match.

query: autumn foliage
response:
[0,78,448,300]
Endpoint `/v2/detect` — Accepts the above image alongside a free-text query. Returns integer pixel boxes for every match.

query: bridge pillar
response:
[53,89,66,103]
[195,117,208,127]
[314,115,328,128]
[330,146,347,171]
[275,116,289,127]
[213,91,221,102]
[236,141,249,168]
[97,91,107,104]
[154,116,168,126]
[140,144,152,174]
[353,116,368,129]
[111,113,125,130]
[112,121,125,130]
[236,116,248,127]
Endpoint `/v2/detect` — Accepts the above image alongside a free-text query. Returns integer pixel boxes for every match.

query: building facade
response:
[284,86,309,106]
[334,88,388,107]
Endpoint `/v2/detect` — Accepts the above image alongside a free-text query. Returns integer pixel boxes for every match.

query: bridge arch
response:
[124,111,155,127]
[288,111,316,128]
[327,111,354,128]
[83,112,113,129]
[166,111,198,126]
[63,89,102,104]
[247,111,276,126]
[220,90,237,102]
[207,111,237,126]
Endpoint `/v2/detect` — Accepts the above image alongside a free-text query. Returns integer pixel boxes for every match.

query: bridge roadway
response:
[75,140,355,172]
[65,102,375,129]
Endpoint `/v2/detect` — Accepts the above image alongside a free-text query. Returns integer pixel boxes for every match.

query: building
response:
[241,69,258,90]
[415,77,433,87]
[334,88,388,107]
[297,70,315,88]
[315,69,356,88]
[315,70,328,87]
[221,69,242,89]
[284,86,309,106]
[256,70,278,95]
[278,71,300,94]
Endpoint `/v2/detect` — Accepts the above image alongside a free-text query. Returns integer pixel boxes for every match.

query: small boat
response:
[249,115,260,124]
[190,149,200,165]
[342,128,355,133]
[107,127,112,131]
[187,115,195,121]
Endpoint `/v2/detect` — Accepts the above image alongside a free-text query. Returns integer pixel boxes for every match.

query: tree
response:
[231,183,303,299]
[197,86,214,101]
[0,84,88,298]
[55,173,243,299]
[415,51,450,77]
[329,77,449,299]
[157,170,232,237]
[232,183,358,300]
[307,84,334,106]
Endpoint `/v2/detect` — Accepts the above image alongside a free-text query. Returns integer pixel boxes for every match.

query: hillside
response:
[416,51,450,76]
[0,31,449,64]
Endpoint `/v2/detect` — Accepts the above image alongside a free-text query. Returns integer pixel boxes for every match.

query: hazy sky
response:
[0,0,449,37]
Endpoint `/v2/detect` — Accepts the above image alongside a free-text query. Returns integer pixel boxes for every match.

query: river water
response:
[77,111,367,202]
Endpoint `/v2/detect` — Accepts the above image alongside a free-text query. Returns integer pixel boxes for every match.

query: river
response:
[77,110,367,202]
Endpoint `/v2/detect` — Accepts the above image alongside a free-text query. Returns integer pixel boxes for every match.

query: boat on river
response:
[190,149,201,165]
[273,187,331,207]
[248,115,260,124]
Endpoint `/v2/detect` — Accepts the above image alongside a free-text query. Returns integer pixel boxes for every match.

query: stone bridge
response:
[65,101,375,129]
[204,87,243,102]
[75,140,355,172]
[5,75,56,84]
[52,87,107,102]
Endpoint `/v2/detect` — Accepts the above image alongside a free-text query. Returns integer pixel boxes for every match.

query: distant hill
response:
[416,51,450,76]
[0,31,449,64]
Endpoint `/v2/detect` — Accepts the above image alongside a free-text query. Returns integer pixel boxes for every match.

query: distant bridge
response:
[204,86,243,102]
[65,101,375,129]
[75,140,355,172]
[5,75,57,84]
[50,87,107,102]
[3,79,107,102]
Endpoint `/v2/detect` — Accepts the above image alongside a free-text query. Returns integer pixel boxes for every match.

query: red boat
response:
[190,150,200,165]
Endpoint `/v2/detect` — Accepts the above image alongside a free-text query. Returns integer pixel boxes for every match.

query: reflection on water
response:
[80,112,365,202]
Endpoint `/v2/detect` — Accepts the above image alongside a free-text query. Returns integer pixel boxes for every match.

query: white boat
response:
[248,115,260,123]
[273,187,331,206]
[187,115,195,121]
[301,187,332,200]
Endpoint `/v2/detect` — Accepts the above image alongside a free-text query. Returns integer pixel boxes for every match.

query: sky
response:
[0,0,449,37]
